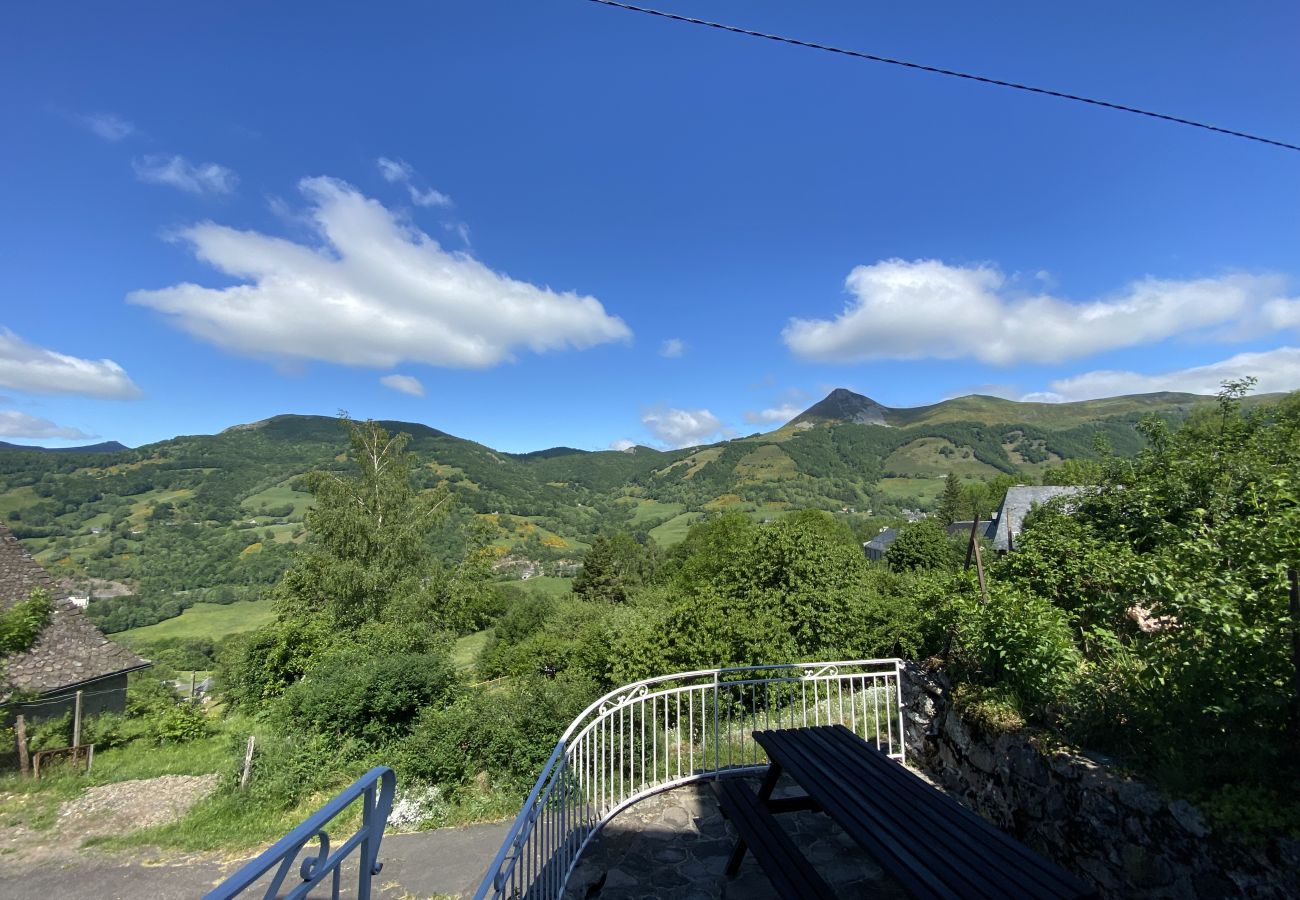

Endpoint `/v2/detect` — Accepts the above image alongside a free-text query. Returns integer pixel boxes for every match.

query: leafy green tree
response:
[886,519,957,572]
[937,472,963,525]
[0,589,52,658]
[272,418,452,628]
[572,532,657,603]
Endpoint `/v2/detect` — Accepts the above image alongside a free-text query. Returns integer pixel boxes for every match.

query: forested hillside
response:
[0,389,1232,633]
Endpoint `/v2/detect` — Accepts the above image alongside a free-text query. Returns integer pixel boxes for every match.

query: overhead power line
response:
[583,0,1300,154]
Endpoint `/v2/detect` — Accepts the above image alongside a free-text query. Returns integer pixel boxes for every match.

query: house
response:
[0,524,149,722]
[988,485,1085,552]
[862,527,899,562]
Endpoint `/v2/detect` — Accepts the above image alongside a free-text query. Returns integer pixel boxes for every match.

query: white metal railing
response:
[474,658,905,900]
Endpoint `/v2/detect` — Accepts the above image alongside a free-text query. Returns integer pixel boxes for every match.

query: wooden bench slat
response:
[803,726,1072,900]
[756,729,971,900]
[759,726,1095,900]
[817,725,1090,898]
[715,779,837,900]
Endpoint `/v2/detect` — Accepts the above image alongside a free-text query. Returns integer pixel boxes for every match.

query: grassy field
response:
[510,575,574,599]
[240,481,314,518]
[649,511,704,547]
[452,629,490,671]
[874,476,944,507]
[627,498,685,527]
[883,437,999,478]
[117,599,277,643]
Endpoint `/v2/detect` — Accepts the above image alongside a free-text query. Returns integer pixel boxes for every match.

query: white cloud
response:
[1041,346,1300,401]
[659,338,686,358]
[134,155,238,195]
[641,407,728,448]
[0,330,140,399]
[377,157,453,208]
[609,438,636,451]
[377,157,413,183]
[380,374,425,397]
[0,411,94,440]
[129,176,631,368]
[80,112,135,141]
[743,404,802,425]
[783,259,1299,366]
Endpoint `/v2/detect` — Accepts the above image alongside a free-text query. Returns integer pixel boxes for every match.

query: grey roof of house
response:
[989,485,1085,551]
[864,528,899,552]
[1,524,149,696]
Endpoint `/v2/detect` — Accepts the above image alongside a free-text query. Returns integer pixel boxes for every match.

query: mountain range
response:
[0,387,1271,629]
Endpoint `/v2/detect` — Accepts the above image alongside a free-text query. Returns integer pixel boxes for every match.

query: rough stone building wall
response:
[901,663,1300,899]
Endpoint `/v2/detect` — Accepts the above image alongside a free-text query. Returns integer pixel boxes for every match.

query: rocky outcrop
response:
[900,663,1300,899]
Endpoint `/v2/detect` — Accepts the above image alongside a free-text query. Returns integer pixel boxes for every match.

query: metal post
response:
[72,690,83,747]
[190,671,197,699]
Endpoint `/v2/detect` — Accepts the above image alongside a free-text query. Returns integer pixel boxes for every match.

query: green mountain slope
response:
[1,387,1269,632]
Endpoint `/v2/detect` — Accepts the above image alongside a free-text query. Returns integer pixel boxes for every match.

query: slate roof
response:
[989,485,1085,551]
[1,524,148,696]
[864,527,899,553]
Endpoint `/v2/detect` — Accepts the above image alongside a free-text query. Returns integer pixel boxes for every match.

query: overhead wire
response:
[583,0,1300,154]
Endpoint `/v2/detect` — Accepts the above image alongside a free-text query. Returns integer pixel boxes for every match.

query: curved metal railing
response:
[473,658,905,900]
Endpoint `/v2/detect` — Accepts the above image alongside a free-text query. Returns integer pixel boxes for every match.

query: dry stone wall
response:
[900,663,1300,899]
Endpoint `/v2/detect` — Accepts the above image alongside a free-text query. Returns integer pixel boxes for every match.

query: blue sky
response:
[3,1,1298,452]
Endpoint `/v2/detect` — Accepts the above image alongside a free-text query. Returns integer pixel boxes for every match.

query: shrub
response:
[277,649,459,745]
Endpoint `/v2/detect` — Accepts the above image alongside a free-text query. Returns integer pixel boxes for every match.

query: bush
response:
[146,702,211,746]
[396,673,597,793]
[277,649,459,745]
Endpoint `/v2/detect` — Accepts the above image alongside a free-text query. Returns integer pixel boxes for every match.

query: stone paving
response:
[563,777,908,900]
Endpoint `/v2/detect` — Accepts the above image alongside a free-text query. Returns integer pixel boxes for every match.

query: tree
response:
[572,532,655,603]
[937,472,963,525]
[270,418,452,627]
[886,518,957,573]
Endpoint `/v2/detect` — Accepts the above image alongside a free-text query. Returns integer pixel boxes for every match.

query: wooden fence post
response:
[190,671,197,699]
[15,714,29,778]
[240,736,256,789]
[72,690,83,748]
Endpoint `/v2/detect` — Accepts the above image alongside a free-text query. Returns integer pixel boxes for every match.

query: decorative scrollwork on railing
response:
[599,682,649,715]
[204,766,394,900]
[801,663,840,679]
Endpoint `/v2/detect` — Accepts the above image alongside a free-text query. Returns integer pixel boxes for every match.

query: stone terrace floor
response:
[562,776,909,900]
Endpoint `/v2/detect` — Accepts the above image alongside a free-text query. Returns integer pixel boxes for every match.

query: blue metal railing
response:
[205,765,396,900]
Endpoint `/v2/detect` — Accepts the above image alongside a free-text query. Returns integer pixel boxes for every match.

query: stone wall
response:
[900,663,1300,899]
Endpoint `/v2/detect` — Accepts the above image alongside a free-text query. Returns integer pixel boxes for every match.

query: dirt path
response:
[0,773,510,898]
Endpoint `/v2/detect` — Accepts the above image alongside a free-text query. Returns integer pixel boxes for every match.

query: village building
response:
[0,524,149,722]
[987,485,1085,552]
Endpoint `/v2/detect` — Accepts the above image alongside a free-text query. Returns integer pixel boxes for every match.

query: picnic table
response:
[716,724,1096,899]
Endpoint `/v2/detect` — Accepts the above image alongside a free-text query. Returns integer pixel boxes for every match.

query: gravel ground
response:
[56,774,221,840]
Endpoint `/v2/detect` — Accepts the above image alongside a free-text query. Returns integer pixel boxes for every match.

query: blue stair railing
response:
[205,765,396,900]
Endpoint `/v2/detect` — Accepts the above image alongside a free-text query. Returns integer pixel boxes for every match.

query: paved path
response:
[0,822,511,899]
[565,779,907,900]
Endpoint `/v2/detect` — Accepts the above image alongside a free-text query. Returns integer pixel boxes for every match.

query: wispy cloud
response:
[377,156,453,208]
[784,259,1299,366]
[79,112,135,141]
[130,176,631,369]
[0,330,140,399]
[659,338,686,358]
[134,155,238,195]
[1034,346,1300,401]
[743,404,802,425]
[641,407,728,448]
[0,410,94,441]
[380,374,425,397]
[609,438,636,451]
